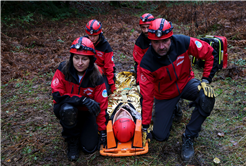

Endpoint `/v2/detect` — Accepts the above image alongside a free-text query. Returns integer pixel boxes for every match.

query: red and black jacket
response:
[51,58,109,131]
[139,35,218,126]
[133,32,151,83]
[92,35,115,86]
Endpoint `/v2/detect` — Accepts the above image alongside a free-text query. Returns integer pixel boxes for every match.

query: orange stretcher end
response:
[133,119,142,147]
[106,120,116,149]
[100,119,149,157]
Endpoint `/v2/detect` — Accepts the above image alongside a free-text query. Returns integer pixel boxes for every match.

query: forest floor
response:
[1,1,246,166]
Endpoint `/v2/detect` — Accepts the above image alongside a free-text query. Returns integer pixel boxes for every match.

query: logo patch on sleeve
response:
[102,89,108,97]
[195,41,202,48]
[141,73,147,82]
[52,78,59,87]
[111,56,114,62]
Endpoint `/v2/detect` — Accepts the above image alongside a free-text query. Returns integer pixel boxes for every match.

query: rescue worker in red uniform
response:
[139,18,218,161]
[85,19,116,95]
[51,37,108,161]
[134,13,183,123]
[133,13,155,84]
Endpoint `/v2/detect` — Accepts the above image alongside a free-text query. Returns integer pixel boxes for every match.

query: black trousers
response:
[153,78,209,141]
[54,105,99,153]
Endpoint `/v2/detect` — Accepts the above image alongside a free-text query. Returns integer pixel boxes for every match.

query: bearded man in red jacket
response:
[139,18,218,162]
[134,14,183,124]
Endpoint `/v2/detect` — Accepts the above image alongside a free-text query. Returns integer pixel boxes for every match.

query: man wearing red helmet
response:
[139,18,218,161]
[134,14,183,124]
[133,13,155,84]
[85,19,116,96]
[51,37,108,161]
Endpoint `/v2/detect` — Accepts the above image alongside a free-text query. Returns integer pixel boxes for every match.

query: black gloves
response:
[81,97,100,116]
[98,130,107,149]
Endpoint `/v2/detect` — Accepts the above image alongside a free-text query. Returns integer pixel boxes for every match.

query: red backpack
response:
[215,36,228,69]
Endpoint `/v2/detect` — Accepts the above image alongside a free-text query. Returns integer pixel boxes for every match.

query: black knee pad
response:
[199,89,215,116]
[60,103,78,128]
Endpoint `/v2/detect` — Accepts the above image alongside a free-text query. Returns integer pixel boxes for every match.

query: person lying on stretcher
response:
[113,106,136,142]
[110,103,141,143]
[100,103,150,156]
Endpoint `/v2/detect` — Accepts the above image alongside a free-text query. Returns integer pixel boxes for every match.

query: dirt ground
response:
[1,1,246,166]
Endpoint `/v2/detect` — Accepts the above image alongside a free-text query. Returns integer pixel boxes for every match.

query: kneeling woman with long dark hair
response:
[51,37,108,161]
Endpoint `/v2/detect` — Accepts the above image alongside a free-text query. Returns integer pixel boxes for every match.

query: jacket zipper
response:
[71,85,74,94]
[167,55,181,95]
[166,68,172,81]
[79,71,86,95]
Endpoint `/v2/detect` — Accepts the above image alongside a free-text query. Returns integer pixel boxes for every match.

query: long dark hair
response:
[62,54,101,86]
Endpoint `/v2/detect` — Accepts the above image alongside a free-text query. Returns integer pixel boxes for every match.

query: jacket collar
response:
[140,32,150,42]
[94,33,105,47]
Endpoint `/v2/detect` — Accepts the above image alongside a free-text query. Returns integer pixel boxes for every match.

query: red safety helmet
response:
[85,19,102,36]
[70,37,96,56]
[148,18,173,40]
[139,13,155,25]
[113,118,135,143]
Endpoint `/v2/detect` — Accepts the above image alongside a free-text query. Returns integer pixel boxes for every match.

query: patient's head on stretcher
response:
[113,107,135,142]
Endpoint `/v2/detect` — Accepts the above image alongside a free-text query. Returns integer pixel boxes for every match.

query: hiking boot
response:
[66,137,79,161]
[173,103,183,123]
[181,133,194,162]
